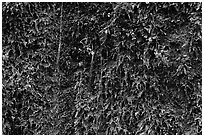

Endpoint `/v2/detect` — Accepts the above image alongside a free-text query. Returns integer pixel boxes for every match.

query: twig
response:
[57,2,63,73]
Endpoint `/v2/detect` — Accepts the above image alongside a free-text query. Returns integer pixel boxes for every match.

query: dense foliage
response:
[2,2,202,135]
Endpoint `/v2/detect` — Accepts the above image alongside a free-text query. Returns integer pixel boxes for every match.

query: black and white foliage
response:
[2,2,202,135]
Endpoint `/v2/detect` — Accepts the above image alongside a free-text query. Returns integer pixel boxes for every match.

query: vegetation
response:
[2,2,202,135]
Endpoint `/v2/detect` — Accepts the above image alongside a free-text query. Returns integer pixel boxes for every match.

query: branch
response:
[57,2,63,72]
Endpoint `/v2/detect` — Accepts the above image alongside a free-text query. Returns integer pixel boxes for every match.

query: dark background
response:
[2,2,202,135]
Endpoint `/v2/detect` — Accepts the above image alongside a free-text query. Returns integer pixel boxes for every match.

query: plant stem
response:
[57,2,63,74]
